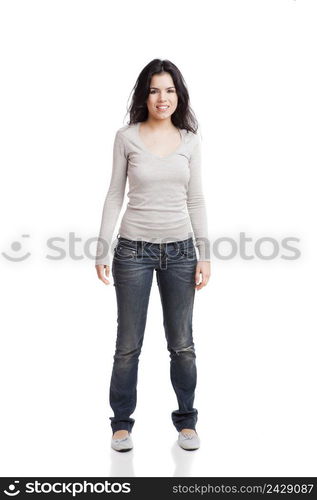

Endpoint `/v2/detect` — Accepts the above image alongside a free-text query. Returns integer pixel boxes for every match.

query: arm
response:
[186,132,211,262]
[95,130,128,267]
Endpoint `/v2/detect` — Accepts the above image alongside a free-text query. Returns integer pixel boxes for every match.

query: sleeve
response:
[186,132,211,262]
[95,130,128,266]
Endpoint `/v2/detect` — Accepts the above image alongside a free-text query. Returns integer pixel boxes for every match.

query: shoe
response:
[111,432,133,452]
[177,431,200,450]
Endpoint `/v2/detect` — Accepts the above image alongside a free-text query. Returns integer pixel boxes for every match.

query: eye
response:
[149,89,176,94]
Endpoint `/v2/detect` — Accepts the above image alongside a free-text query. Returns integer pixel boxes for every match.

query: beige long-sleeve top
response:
[95,122,210,266]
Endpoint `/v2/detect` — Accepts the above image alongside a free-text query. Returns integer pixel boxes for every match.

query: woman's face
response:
[146,72,178,121]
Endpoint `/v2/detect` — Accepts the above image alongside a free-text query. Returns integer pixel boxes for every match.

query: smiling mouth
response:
[156,105,169,110]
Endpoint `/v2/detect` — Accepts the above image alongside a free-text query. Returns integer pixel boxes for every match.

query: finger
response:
[195,277,202,290]
[195,277,209,290]
[101,277,111,285]
[101,266,111,284]
[96,265,111,285]
[97,271,110,285]
[195,270,201,285]
[195,283,205,290]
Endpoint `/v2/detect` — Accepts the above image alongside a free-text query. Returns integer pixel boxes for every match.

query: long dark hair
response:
[125,59,199,134]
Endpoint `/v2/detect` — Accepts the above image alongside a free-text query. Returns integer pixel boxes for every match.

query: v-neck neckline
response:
[136,122,184,160]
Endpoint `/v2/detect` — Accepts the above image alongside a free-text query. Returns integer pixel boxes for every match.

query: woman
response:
[95,59,211,452]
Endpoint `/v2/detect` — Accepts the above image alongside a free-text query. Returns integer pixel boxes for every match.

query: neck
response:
[144,117,174,132]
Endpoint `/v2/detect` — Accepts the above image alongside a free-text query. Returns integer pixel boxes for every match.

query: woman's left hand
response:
[195,261,211,290]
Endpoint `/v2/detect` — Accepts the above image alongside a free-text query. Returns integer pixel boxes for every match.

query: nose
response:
[157,91,168,102]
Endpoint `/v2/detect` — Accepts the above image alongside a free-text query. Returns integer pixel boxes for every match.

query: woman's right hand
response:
[95,264,111,285]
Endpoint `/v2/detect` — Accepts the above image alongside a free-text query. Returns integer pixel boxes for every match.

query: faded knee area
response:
[169,343,196,358]
[114,345,141,361]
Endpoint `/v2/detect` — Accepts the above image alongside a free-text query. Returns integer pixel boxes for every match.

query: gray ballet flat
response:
[177,431,200,450]
[111,433,133,452]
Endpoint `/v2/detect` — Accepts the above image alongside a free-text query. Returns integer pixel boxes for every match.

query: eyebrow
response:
[149,86,176,89]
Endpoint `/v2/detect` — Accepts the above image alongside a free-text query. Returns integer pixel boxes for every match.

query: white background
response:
[1,0,316,477]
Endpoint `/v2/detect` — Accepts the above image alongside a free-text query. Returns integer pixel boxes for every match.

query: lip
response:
[156,105,169,108]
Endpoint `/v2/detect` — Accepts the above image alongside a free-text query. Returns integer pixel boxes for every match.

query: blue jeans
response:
[109,235,198,433]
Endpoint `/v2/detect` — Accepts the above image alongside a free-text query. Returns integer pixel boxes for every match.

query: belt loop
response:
[137,239,142,253]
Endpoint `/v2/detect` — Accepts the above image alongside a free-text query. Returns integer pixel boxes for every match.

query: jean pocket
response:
[180,243,197,260]
[114,244,137,259]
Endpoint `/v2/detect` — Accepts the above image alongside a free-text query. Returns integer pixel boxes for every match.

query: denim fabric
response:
[109,235,198,433]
